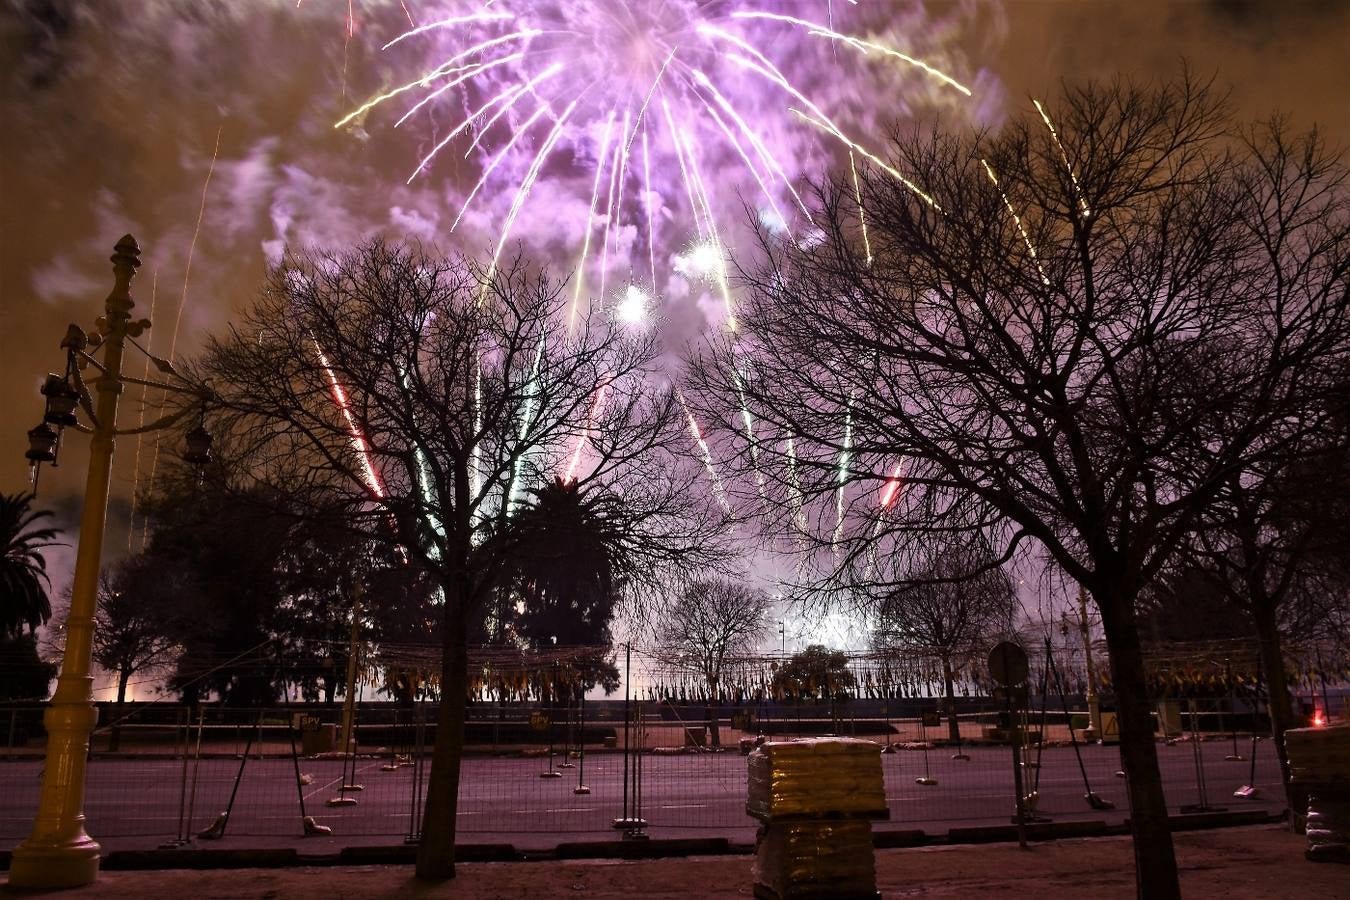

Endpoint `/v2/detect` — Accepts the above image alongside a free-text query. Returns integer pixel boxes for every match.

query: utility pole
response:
[338,582,363,753]
[1078,586,1101,741]
[12,237,212,888]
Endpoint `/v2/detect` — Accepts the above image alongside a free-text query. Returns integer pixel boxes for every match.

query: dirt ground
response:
[3,825,1340,899]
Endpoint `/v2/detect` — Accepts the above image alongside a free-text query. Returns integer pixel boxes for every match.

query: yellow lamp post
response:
[10,235,211,888]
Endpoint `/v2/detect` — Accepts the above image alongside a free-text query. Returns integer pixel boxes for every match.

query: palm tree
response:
[505,478,623,649]
[0,492,60,639]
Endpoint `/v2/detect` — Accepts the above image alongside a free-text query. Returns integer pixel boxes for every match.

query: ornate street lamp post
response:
[10,235,211,888]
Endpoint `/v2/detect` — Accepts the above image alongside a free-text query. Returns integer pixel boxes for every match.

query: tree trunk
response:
[109,668,130,753]
[706,677,720,747]
[415,611,469,880]
[1098,590,1181,900]
[1252,602,1302,824]
[941,655,960,743]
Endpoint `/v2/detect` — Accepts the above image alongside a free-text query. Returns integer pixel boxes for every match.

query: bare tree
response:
[655,577,772,746]
[872,538,1017,742]
[92,557,187,749]
[1180,389,1350,811]
[198,241,727,879]
[688,75,1350,898]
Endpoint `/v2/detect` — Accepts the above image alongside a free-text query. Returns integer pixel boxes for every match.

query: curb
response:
[336,844,521,865]
[872,829,929,849]
[554,838,733,860]
[102,849,300,870]
[1,811,1287,872]
[1157,809,1282,831]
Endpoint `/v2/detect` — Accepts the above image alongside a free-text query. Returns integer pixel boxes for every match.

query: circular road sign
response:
[988,641,1029,687]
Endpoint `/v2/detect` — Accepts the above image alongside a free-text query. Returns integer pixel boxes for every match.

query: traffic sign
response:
[988,641,1029,687]
[291,713,321,732]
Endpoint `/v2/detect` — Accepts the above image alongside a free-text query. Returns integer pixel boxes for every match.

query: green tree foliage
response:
[0,632,56,701]
[0,492,59,639]
[505,478,622,648]
[772,645,857,703]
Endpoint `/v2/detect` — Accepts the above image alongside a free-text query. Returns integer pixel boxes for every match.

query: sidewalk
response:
[3,825,1336,899]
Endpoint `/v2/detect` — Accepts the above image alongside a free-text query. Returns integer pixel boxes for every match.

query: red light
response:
[1313,711,1327,727]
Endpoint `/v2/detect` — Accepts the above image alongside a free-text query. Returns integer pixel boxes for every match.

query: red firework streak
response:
[564,380,611,483]
[879,461,905,508]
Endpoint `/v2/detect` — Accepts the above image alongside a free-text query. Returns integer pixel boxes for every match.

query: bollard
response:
[746,738,888,899]
[1285,724,1350,863]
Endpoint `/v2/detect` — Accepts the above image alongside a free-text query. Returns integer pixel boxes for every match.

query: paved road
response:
[0,741,1284,850]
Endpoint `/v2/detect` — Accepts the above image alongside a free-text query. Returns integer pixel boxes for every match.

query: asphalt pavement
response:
[0,740,1284,852]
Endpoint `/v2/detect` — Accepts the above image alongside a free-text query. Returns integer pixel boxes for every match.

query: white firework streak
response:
[731,11,972,96]
[833,403,853,554]
[981,158,1050,285]
[570,108,618,330]
[406,63,563,183]
[336,30,543,128]
[1034,99,1090,218]
[676,388,731,514]
[598,107,630,304]
[849,150,873,266]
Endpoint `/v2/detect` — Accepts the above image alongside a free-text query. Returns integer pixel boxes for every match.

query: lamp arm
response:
[114,404,195,436]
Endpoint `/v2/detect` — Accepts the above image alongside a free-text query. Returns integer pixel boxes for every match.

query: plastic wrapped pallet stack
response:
[1285,724,1350,863]
[746,738,888,899]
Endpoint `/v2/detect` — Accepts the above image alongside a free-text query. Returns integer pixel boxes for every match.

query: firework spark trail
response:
[669,114,736,330]
[849,151,873,266]
[785,435,806,533]
[505,333,547,515]
[684,64,811,225]
[407,63,562,183]
[564,380,611,483]
[789,108,942,211]
[732,11,972,96]
[571,109,617,329]
[611,107,634,266]
[336,30,542,128]
[142,122,222,549]
[676,388,731,514]
[981,158,1050,285]
[641,124,656,289]
[315,340,387,499]
[685,71,795,233]
[865,460,906,580]
[394,51,532,128]
[833,403,853,553]
[713,48,933,219]
[1034,99,1090,218]
[451,97,555,232]
[396,366,445,559]
[731,366,767,503]
[126,271,157,552]
[879,460,906,508]
[598,108,630,305]
[658,95,706,239]
[381,10,511,49]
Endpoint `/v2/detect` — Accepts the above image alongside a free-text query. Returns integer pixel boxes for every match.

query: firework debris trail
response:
[313,339,387,500]
[1033,98,1091,219]
[141,122,223,549]
[126,272,158,552]
[981,158,1050,285]
[321,3,976,517]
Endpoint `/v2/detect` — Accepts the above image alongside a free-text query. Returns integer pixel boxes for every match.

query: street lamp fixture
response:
[183,403,214,466]
[41,373,80,427]
[25,422,60,467]
[9,235,213,889]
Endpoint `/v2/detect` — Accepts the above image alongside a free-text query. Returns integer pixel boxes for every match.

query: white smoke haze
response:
[19,1,1344,652]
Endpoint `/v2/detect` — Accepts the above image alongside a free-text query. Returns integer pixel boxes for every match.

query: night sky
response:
[2,0,1347,599]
